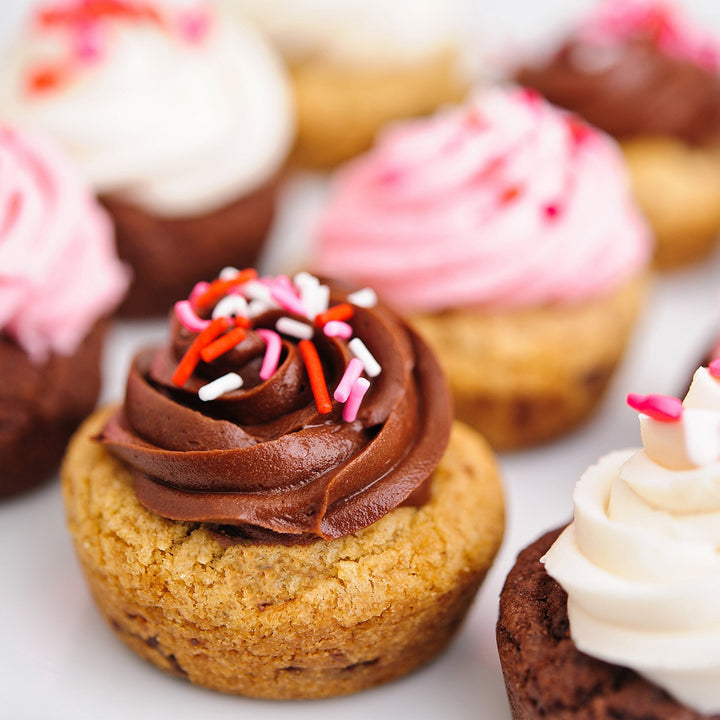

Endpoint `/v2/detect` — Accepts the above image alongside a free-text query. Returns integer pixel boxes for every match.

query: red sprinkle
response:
[193,268,257,311]
[709,359,720,378]
[626,393,683,422]
[172,317,230,387]
[566,116,593,145]
[26,64,67,94]
[315,303,354,327]
[500,186,522,204]
[298,340,332,414]
[200,327,247,363]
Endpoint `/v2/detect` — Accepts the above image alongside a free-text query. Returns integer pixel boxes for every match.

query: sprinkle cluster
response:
[172,269,380,423]
[27,0,209,94]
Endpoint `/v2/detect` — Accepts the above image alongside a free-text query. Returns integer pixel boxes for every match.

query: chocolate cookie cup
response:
[497,529,714,720]
[61,270,504,699]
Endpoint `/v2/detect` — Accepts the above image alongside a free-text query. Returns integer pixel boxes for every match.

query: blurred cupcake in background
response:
[314,87,652,450]
[226,0,469,168]
[516,0,720,268]
[0,0,294,316]
[0,126,128,498]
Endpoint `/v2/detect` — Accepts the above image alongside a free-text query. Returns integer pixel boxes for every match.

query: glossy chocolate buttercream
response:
[517,37,720,145]
[99,282,452,542]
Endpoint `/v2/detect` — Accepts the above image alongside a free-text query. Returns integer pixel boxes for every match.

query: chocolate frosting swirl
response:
[98,282,452,542]
[516,37,720,145]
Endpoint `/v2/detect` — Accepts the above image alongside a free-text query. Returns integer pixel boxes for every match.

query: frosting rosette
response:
[315,86,651,313]
[515,0,720,145]
[226,0,464,66]
[0,0,294,216]
[98,271,452,542]
[0,126,128,362]
[543,364,720,714]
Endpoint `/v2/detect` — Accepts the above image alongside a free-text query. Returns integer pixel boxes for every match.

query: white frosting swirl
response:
[225,0,464,66]
[543,366,720,714]
[0,3,294,217]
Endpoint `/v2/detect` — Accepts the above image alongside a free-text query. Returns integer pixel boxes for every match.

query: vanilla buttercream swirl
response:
[543,366,720,714]
[0,1,294,216]
[314,87,651,313]
[0,126,128,362]
[98,280,452,542]
[225,0,463,66]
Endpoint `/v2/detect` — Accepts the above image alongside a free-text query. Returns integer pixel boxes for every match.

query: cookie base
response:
[290,50,465,169]
[411,274,648,451]
[61,411,504,699]
[496,528,714,720]
[622,137,720,269]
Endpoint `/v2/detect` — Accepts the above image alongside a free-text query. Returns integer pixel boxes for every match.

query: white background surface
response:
[3,1,720,718]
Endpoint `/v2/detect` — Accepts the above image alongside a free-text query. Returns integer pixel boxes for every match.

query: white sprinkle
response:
[219,266,240,280]
[247,299,272,318]
[276,316,314,340]
[313,284,330,317]
[347,287,377,308]
[198,372,243,402]
[294,272,319,318]
[212,295,249,319]
[243,280,275,305]
[349,338,381,377]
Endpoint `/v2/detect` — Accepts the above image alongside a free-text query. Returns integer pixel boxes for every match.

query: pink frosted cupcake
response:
[315,87,652,449]
[0,126,128,498]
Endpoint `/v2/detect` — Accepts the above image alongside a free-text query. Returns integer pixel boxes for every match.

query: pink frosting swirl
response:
[0,127,129,361]
[314,87,652,313]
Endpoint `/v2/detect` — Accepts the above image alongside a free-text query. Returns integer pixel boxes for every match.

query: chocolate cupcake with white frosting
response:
[498,365,720,718]
[0,1,294,315]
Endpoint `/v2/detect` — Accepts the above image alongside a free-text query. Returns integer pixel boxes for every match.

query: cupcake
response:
[0,0,294,315]
[226,0,468,168]
[515,0,720,268]
[61,269,505,699]
[314,87,652,450]
[497,367,720,718]
[0,126,128,499]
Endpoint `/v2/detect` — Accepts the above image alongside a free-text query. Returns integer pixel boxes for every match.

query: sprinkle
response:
[709,359,720,378]
[243,280,275,305]
[271,285,307,317]
[193,268,257,311]
[198,372,243,402]
[314,284,330,317]
[334,358,364,403]
[26,64,68,94]
[219,266,240,280]
[276,317,314,340]
[256,329,281,380]
[189,280,210,305]
[349,338,381,378]
[544,203,561,219]
[172,317,230,387]
[347,287,377,308]
[315,303,354,327]
[324,320,353,339]
[175,300,210,333]
[212,294,248,320]
[200,327,247,363]
[626,393,683,422]
[247,299,273,318]
[298,340,332,414]
[294,272,322,318]
[343,378,370,422]
[176,7,210,44]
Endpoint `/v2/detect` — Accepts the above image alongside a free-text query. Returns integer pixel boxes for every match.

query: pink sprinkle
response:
[626,393,683,422]
[73,24,102,62]
[189,280,210,305]
[544,203,561,219]
[709,359,720,378]
[271,285,307,317]
[323,320,353,339]
[256,328,281,380]
[343,378,370,422]
[334,358,364,403]
[177,8,210,44]
[175,300,210,333]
